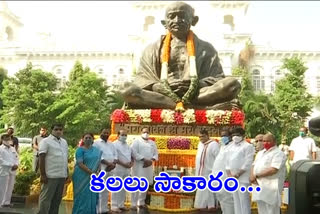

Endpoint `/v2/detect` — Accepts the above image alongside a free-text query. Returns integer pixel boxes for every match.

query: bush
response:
[13,171,37,196]
[19,147,33,172]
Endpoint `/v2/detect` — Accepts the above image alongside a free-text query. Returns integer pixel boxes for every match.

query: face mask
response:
[299,132,306,137]
[232,136,242,144]
[100,134,109,141]
[263,142,273,150]
[119,136,127,143]
[141,133,149,139]
[220,136,230,145]
[84,139,93,146]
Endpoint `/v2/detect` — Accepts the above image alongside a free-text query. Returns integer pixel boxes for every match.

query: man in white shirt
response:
[111,129,133,213]
[212,128,234,214]
[250,133,287,214]
[278,139,290,157]
[37,124,69,214]
[93,128,118,214]
[0,134,19,208]
[289,127,317,164]
[194,129,220,212]
[131,127,158,210]
[225,127,255,214]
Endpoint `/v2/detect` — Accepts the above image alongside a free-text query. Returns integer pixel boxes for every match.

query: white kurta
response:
[289,136,317,163]
[194,140,220,209]
[131,137,158,184]
[131,137,158,207]
[225,140,255,214]
[0,145,19,206]
[93,139,118,213]
[111,140,133,210]
[212,142,235,214]
[252,146,287,209]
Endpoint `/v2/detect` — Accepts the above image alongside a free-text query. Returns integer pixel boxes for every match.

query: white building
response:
[1,0,320,96]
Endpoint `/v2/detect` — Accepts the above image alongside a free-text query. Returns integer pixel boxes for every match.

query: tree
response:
[69,61,89,82]
[234,67,280,140]
[48,62,122,146]
[1,63,58,136]
[0,67,8,111]
[0,67,8,131]
[272,57,314,143]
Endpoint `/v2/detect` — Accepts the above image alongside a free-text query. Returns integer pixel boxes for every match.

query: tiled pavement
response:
[0,201,288,214]
[0,201,220,214]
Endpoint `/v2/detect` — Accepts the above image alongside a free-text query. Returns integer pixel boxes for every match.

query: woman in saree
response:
[72,133,102,214]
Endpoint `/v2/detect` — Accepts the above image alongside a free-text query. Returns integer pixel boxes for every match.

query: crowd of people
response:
[0,124,319,214]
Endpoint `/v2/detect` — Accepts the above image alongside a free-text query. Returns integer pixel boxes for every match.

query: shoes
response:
[119,207,129,211]
[138,204,148,209]
[1,204,13,208]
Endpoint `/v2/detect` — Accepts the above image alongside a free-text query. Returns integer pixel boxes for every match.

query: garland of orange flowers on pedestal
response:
[160,31,199,108]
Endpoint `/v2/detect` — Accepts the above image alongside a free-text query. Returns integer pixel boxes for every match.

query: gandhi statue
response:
[120,2,241,109]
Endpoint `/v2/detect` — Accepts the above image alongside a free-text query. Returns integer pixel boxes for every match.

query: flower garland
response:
[111,109,245,126]
[160,31,199,105]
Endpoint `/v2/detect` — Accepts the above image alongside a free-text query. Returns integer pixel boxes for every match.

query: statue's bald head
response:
[165,2,195,18]
[161,1,199,39]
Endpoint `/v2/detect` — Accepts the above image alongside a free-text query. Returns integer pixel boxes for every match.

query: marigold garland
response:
[160,31,199,104]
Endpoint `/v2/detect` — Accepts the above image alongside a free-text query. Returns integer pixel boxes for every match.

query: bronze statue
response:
[120,2,241,109]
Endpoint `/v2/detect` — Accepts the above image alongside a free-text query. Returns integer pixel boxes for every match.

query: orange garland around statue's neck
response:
[160,30,198,111]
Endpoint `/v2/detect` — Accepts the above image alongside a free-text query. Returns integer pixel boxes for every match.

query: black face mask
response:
[100,134,109,141]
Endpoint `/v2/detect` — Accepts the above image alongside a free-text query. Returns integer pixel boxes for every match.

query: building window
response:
[252,69,265,91]
[56,69,62,75]
[5,26,14,41]
[275,69,282,76]
[223,15,234,31]
[316,76,320,93]
[144,16,155,32]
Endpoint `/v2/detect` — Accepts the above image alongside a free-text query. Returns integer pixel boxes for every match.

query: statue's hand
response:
[152,82,166,94]
[169,79,190,89]
[169,80,190,96]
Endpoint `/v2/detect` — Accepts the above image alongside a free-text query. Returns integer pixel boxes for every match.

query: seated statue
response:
[120,1,241,110]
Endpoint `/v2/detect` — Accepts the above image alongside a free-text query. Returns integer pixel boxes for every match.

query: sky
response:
[5,1,320,50]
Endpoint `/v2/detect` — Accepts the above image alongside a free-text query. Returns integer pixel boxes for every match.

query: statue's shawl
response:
[135,33,225,90]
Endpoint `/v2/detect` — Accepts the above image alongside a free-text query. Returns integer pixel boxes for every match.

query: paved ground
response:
[0,201,221,214]
[0,201,288,214]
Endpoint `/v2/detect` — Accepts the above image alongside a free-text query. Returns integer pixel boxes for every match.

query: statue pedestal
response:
[110,108,244,211]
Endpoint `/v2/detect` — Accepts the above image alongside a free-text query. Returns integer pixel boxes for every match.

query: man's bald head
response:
[255,134,264,152]
[263,133,276,145]
[255,134,264,141]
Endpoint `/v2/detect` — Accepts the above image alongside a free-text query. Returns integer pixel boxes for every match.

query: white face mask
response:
[119,136,127,143]
[141,133,149,139]
[232,136,243,144]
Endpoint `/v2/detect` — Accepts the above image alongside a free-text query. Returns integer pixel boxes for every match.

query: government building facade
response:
[1,1,320,97]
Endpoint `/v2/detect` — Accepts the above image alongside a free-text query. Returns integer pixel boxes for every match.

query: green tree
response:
[48,62,121,146]
[1,63,58,136]
[272,57,313,143]
[69,61,90,82]
[234,66,280,140]
[0,67,8,132]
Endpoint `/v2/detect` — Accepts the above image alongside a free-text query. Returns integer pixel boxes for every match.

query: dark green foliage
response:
[1,63,58,137]
[13,171,37,196]
[272,57,313,143]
